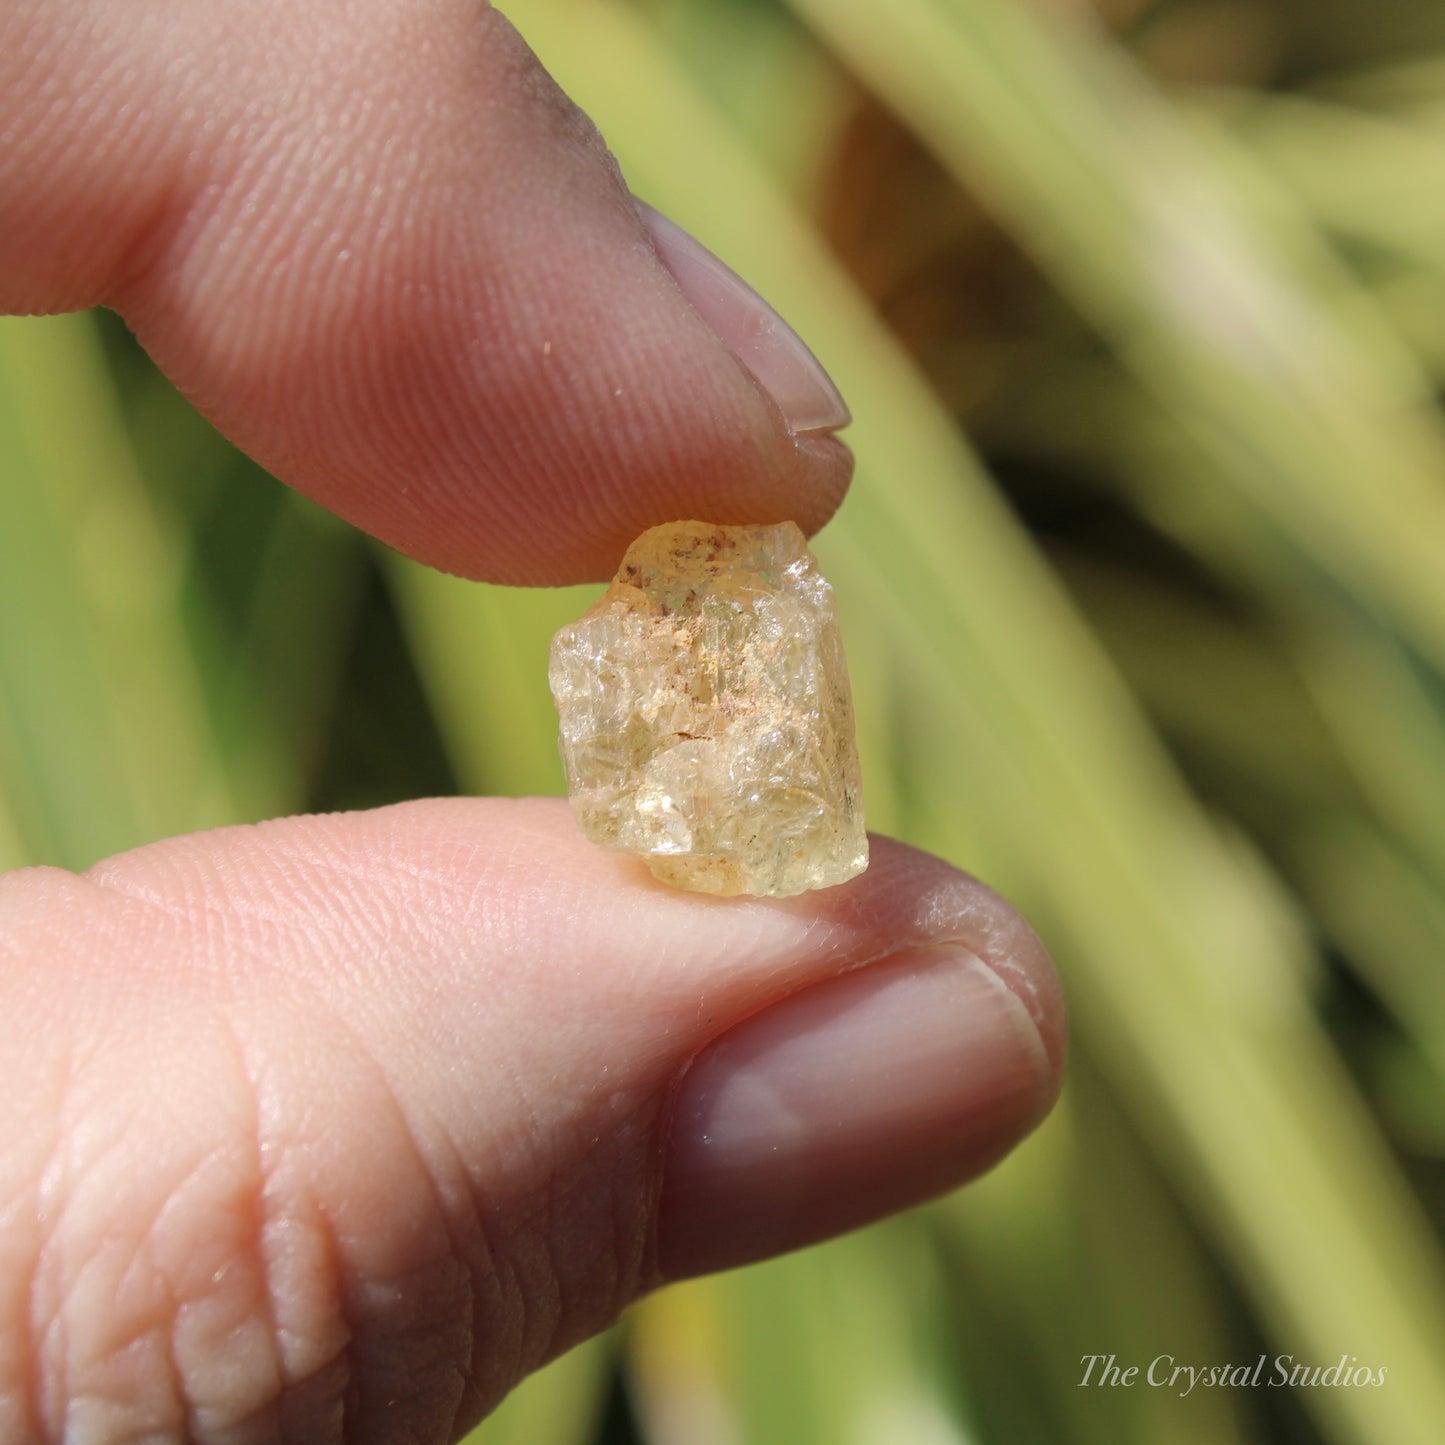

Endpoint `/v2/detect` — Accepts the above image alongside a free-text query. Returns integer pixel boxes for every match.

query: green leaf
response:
[0,314,232,866]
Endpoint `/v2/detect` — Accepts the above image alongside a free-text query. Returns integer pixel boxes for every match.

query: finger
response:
[0,800,1063,1441]
[0,0,851,583]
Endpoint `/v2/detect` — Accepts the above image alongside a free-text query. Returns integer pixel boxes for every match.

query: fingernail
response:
[656,945,1053,1280]
[637,200,851,436]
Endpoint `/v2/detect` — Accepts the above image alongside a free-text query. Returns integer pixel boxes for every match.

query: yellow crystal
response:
[549,520,868,897]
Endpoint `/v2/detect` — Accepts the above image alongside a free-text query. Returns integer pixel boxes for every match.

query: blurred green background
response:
[4,0,1445,1440]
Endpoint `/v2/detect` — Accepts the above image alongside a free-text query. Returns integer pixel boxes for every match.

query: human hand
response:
[0,2,1066,1441]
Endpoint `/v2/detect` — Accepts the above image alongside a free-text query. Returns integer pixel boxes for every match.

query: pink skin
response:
[1,0,851,584]
[0,2,1066,1441]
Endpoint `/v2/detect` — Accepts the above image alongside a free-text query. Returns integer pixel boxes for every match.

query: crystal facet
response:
[549,520,868,897]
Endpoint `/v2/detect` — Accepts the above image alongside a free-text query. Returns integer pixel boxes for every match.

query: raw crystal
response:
[549,520,868,897]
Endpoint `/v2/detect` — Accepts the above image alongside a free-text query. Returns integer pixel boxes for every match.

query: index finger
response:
[0,0,852,583]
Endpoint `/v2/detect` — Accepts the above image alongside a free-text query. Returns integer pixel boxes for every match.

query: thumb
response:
[1,800,1063,1441]
[0,0,851,583]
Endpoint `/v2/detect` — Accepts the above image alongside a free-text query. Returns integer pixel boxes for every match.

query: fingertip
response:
[640,834,1066,1281]
[93,4,852,585]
